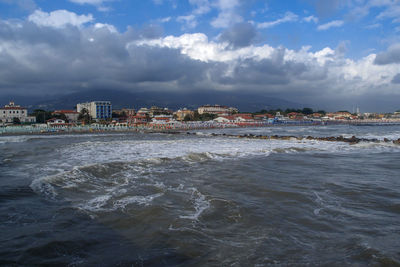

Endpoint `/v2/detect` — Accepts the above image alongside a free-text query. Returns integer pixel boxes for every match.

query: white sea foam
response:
[0,136,31,144]
[113,193,164,210]
[81,195,112,212]
[28,134,399,180]
[179,190,210,220]
[29,132,400,220]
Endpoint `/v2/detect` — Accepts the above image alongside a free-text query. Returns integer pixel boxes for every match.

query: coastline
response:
[1,124,400,145]
[1,121,400,137]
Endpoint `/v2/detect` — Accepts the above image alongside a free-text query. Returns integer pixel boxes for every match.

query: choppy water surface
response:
[1,125,400,266]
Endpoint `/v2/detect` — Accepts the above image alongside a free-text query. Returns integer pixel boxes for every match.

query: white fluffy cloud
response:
[211,0,243,28]
[28,10,93,28]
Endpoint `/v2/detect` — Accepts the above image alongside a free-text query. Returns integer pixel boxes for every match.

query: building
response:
[254,114,274,121]
[128,114,150,125]
[77,101,112,120]
[151,115,174,123]
[137,107,150,116]
[53,110,80,123]
[149,106,173,117]
[214,116,235,123]
[174,108,194,121]
[121,108,136,116]
[0,101,36,123]
[198,105,238,115]
[113,108,136,117]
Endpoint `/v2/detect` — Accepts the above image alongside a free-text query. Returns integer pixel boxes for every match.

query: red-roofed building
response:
[53,110,80,123]
[128,115,150,125]
[151,115,174,123]
[214,116,236,123]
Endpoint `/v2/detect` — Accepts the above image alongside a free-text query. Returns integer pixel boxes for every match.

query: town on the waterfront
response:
[1,100,400,134]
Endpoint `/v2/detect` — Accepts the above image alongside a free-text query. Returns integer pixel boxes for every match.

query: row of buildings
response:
[2,100,400,126]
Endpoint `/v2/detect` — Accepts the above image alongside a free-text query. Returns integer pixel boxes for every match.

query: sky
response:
[0,0,400,111]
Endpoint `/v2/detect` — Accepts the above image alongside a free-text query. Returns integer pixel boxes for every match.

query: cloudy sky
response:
[0,0,400,111]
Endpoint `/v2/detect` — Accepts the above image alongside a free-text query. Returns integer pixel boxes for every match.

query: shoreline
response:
[1,122,400,137]
[1,125,399,145]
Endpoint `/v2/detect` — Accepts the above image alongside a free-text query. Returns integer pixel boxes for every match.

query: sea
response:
[1,124,400,266]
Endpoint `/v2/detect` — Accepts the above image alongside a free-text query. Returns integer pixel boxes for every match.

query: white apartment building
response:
[0,101,36,123]
[77,101,112,120]
[197,105,238,115]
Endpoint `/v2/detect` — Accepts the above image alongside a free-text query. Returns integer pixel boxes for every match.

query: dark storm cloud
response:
[392,73,400,84]
[219,22,257,48]
[0,17,309,98]
[374,44,400,65]
[0,19,208,95]
[209,47,312,90]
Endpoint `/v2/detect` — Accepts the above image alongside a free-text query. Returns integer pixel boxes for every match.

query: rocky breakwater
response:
[185,132,400,145]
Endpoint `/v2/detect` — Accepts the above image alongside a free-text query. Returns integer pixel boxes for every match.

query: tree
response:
[302,107,314,115]
[192,111,200,121]
[12,117,21,124]
[30,109,53,123]
[78,108,92,125]
[112,111,126,118]
[53,113,68,122]
[196,113,216,121]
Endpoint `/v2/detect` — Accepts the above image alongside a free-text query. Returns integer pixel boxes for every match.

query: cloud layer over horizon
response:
[0,1,400,112]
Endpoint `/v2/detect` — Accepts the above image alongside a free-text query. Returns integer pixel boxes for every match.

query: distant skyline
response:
[0,0,400,112]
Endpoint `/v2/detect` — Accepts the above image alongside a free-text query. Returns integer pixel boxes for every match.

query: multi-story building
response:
[137,107,150,116]
[197,105,238,115]
[0,101,36,123]
[77,101,112,120]
[121,108,136,116]
[149,106,173,117]
[113,108,136,118]
[174,108,194,121]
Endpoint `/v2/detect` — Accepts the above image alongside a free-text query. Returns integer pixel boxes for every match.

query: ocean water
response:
[1,125,400,266]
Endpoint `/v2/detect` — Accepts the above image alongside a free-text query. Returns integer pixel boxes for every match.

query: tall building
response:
[0,101,36,123]
[77,101,112,120]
